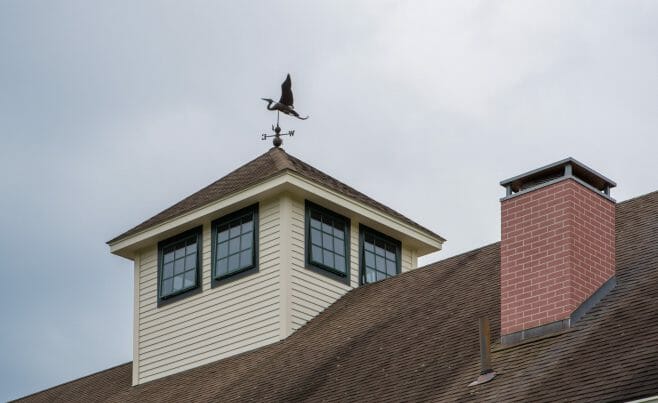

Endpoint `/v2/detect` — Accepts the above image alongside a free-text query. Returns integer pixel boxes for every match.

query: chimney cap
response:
[500,157,616,195]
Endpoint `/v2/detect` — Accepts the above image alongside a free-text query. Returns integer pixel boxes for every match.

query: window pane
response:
[375,241,385,257]
[335,240,345,256]
[241,218,253,233]
[323,250,334,267]
[311,228,322,246]
[163,262,174,279]
[174,245,185,259]
[185,241,196,255]
[174,258,185,275]
[334,256,346,273]
[218,241,228,258]
[229,221,241,238]
[376,255,386,271]
[241,233,252,250]
[228,254,240,272]
[311,245,322,263]
[322,218,333,234]
[365,251,375,268]
[376,270,387,282]
[173,274,184,291]
[185,254,196,270]
[218,228,229,242]
[217,258,228,276]
[163,250,175,264]
[229,237,240,254]
[163,278,173,295]
[240,250,252,267]
[184,270,196,287]
[334,227,344,239]
[322,233,333,250]
[366,268,376,283]
[310,211,322,229]
[386,259,396,275]
[364,240,374,252]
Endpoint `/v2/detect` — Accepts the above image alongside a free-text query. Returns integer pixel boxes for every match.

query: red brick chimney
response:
[499,158,616,344]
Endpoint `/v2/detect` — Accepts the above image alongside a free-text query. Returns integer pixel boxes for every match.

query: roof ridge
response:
[618,189,658,206]
[268,147,295,171]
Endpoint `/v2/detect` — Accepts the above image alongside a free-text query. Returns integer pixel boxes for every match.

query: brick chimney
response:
[499,158,616,344]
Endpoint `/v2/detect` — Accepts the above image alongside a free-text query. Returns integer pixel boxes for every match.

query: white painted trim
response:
[109,174,289,257]
[110,171,444,258]
[132,253,141,386]
[627,396,658,403]
[277,194,293,339]
[285,172,442,254]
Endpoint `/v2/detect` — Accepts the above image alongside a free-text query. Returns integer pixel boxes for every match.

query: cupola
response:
[108,147,444,385]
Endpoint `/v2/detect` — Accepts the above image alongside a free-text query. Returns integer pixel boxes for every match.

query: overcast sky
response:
[1,1,657,400]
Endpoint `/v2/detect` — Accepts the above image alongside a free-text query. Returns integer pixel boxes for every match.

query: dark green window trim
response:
[359,224,401,285]
[157,226,202,307]
[211,203,259,287]
[305,200,350,286]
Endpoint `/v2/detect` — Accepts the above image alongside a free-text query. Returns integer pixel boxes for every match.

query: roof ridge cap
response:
[268,147,295,172]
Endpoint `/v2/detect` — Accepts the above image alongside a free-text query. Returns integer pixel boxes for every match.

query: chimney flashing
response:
[500,276,617,345]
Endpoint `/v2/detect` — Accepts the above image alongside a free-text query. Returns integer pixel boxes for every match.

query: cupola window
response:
[360,225,400,284]
[212,204,258,281]
[306,201,350,283]
[158,227,202,301]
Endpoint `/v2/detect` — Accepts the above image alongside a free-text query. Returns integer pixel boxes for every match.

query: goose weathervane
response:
[261,74,308,147]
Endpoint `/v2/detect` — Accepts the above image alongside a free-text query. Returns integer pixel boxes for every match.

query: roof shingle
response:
[108,147,443,244]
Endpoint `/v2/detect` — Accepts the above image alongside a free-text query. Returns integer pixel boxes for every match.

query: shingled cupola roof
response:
[108,147,444,257]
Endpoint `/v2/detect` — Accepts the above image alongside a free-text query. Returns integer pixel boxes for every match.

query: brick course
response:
[500,179,615,335]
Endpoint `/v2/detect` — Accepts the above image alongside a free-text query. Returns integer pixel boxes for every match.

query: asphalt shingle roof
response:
[108,147,443,244]
[20,190,658,402]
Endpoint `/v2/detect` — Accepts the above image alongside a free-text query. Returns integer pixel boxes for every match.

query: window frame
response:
[305,200,351,285]
[359,224,401,285]
[157,226,203,307]
[211,203,259,287]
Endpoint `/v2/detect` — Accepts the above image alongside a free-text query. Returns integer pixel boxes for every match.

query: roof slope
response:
[108,147,443,244]
[20,191,658,402]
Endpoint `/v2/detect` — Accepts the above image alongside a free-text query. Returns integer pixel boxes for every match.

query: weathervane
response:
[261,74,308,147]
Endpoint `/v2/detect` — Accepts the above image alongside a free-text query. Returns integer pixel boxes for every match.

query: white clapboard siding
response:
[132,190,426,385]
[135,198,282,384]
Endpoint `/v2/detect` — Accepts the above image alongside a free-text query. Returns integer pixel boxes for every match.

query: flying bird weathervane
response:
[261,73,309,147]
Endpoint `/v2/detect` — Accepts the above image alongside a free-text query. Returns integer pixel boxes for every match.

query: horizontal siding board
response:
[139,316,281,366]
[139,270,279,327]
[139,322,280,376]
[140,288,279,336]
[139,333,280,383]
[140,304,280,352]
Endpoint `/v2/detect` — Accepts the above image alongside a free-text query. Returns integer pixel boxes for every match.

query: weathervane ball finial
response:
[273,136,282,147]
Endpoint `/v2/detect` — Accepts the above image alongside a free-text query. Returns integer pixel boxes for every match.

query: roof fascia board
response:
[285,172,443,254]
[109,173,290,258]
[111,170,443,259]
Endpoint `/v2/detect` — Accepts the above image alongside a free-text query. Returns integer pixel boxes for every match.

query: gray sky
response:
[1,1,657,400]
